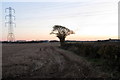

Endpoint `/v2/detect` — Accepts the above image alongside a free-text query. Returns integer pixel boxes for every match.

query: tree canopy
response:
[50,25,74,46]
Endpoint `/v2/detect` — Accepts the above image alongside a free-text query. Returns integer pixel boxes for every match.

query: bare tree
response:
[50,25,74,46]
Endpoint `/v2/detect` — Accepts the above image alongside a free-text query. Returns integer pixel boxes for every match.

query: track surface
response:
[2,43,102,78]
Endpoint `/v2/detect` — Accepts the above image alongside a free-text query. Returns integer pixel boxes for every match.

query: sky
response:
[0,0,119,41]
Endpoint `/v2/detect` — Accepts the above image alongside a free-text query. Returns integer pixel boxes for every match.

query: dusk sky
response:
[1,0,119,41]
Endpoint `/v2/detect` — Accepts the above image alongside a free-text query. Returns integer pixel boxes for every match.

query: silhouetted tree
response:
[50,25,74,46]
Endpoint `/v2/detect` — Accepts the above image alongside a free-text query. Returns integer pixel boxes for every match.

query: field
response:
[2,42,116,79]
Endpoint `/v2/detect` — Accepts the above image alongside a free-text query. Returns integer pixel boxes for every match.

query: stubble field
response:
[2,42,107,79]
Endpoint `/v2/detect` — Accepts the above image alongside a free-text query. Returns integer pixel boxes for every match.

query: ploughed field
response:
[2,43,106,78]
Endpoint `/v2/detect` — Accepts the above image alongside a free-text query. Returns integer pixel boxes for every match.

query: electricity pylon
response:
[5,7,16,42]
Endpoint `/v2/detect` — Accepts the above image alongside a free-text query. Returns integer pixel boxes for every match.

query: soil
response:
[2,43,107,78]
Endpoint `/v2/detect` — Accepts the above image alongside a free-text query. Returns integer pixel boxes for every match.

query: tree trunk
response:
[59,37,65,46]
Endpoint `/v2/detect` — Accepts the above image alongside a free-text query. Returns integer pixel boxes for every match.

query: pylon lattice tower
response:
[5,7,16,42]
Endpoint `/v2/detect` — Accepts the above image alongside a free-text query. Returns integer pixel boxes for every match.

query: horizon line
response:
[0,38,120,42]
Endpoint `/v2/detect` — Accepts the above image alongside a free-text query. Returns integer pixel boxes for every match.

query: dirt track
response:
[2,43,103,78]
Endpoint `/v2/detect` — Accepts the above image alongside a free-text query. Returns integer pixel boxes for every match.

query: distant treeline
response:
[1,39,120,43]
[1,40,59,43]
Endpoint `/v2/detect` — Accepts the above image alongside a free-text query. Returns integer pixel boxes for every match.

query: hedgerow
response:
[62,42,120,78]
